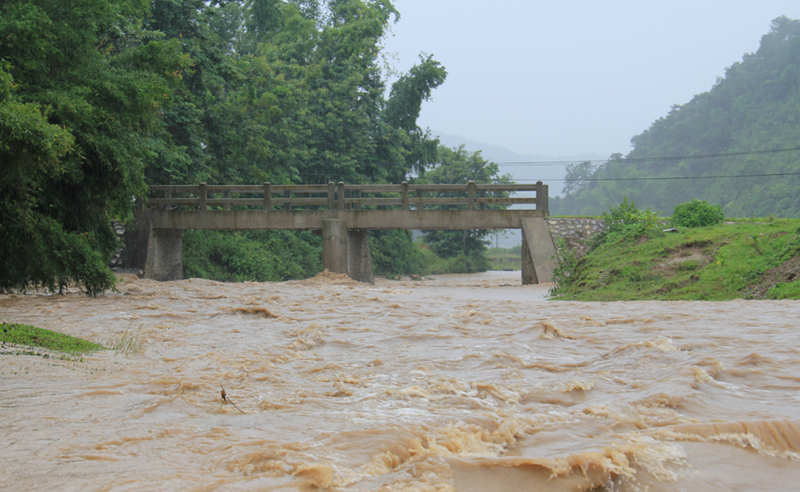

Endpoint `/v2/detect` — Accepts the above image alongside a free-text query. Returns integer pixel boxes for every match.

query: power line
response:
[495,146,800,166]
[511,171,800,182]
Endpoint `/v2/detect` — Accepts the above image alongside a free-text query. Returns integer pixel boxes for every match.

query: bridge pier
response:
[347,229,374,283]
[322,219,348,274]
[322,219,374,283]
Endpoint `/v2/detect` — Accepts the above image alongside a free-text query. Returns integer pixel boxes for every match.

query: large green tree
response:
[144,0,447,186]
[0,0,185,294]
[1,0,450,291]
[420,145,513,266]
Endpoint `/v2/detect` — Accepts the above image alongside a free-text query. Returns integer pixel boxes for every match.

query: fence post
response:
[224,190,231,211]
[468,181,476,210]
[284,188,291,210]
[536,181,548,212]
[165,190,172,210]
[327,181,335,210]
[401,181,409,211]
[338,182,345,210]
[263,182,271,213]
[199,182,207,211]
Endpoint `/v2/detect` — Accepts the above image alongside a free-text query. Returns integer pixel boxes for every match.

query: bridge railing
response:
[139,181,548,212]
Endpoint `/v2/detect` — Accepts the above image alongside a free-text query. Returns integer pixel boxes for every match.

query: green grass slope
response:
[1,323,104,355]
[550,220,800,301]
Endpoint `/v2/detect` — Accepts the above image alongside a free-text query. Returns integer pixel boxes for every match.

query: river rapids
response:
[1,271,799,491]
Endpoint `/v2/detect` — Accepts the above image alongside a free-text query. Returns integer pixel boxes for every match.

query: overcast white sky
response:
[383,1,800,159]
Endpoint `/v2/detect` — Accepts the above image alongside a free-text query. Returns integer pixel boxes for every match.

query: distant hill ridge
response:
[432,131,604,189]
[553,16,800,218]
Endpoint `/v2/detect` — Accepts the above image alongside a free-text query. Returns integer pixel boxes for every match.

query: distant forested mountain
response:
[553,16,800,217]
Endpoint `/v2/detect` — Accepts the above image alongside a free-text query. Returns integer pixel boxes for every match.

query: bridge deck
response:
[136,209,548,230]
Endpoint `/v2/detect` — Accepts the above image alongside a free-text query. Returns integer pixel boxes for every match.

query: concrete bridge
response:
[126,181,557,284]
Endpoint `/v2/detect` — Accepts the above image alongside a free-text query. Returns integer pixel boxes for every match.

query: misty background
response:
[382,1,800,246]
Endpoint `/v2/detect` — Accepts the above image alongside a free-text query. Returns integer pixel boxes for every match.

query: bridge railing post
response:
[338,182,345,210]
[354,189,361,210]
[479,189,486,210]
[327,181,335,210]
[263,182,271,213]
[401,181,409,211]
[283,189,291,210]
[468,181,476,210]
[536,181,548,212]
[416,189,423,211]
[199,182,207,211]
[223,190,231,211]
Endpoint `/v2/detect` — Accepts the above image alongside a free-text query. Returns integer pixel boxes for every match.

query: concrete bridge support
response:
[521,218,557,285]
[123,219,184,281]
[322,219,374,283]
[322,219,348,274]
[347,229,374,284]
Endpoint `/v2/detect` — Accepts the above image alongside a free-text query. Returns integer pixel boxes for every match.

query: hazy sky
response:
[383,1,800,159]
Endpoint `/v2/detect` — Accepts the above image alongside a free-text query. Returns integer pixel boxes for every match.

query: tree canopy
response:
[1,0,186,294]
[419,145,513,266]
[1,0,448,293]
[553,16,800,218]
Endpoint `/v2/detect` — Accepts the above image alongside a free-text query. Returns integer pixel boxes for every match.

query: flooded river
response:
[1,271,800,491]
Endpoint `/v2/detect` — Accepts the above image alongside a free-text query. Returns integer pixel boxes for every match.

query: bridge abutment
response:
[521,218,557,285]
[123,219,184,281]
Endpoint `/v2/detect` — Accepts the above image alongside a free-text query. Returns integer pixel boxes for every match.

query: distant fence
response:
[139,181,549,213]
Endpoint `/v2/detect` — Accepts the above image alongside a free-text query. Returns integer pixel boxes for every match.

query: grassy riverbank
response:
[550,219,800,301]
[0,323,104,357]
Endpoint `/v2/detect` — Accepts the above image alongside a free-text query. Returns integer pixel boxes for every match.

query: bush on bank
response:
[182,228,494,282]
[183,230,323,282]
[671,199,725,228]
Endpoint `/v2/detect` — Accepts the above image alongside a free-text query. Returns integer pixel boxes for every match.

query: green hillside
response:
[550,219,800,302]
[553,16,800,218]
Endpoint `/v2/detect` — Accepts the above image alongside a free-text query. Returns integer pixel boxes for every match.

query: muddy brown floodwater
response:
[1,271,800,491]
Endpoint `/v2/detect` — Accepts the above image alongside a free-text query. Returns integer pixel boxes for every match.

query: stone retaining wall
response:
[546,217,606,258]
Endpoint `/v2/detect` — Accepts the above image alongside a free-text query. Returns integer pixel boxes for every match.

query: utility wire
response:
[495,146,800,166]
[510,171,800,182]
[263,147,800,183]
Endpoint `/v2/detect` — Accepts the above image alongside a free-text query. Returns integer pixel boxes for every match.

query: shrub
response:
[550,238,579,293]
[369,230,431,276]
[183,230,322,282]
[589,198,659,250]
[671,199,725,228]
